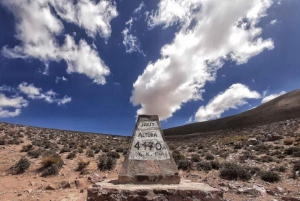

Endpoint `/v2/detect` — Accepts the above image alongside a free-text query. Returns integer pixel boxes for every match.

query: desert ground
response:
[0,117,300,201]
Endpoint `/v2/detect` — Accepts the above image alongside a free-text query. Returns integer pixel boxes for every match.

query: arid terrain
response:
[0,118,300,201]
[1,91,300,201]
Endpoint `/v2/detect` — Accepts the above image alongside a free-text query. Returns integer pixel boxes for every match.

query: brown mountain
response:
[164,89,300,136]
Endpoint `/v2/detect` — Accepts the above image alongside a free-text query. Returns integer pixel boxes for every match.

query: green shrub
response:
[205,154,215,160]
[197,161,212,172]
[260,171,280,182]
[107,151,120,159]
[219,162,251,181]
[10,157,30,174]
[98,154,116,171]
[177,160,191,171]
[191,154,200,162]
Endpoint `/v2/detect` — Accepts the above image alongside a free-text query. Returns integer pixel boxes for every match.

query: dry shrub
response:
[284,139,294,145]
[98,154,116,171]
[10,157,30,174]
[40,152,63,177]
[76,160,90,171]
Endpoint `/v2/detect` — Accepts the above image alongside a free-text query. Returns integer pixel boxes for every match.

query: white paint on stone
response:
[138,121,158,129]
[129,129,170,160]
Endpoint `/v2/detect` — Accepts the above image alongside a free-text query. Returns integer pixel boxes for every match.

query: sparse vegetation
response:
[67,151,76,159]
[172,150,185,164]
[177,160,191,171]
[197,161,212,172]
[10,157,30,174]
[260,171,280,182]
[98,154,116,171]
[40,152,63,177]
[76,160,90,171]
[219,162,252,181]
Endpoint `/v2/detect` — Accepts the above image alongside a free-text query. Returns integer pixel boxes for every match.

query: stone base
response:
[87,179,223,201]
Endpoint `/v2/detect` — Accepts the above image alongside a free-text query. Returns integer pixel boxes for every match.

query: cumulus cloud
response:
[261,91,286,103]
[195,84,261,122]
[0,94,28,118]
[18,82,71,105]
[131,0,274,120]
[1,0,117,84]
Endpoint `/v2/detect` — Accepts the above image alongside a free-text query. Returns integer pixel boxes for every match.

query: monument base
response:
[87,179,223,201]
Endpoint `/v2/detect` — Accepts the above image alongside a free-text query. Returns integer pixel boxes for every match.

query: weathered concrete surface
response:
[118,115,180,184]
[87,179,224,201]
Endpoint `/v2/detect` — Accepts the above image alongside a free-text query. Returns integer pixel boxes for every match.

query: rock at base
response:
[87,179,223,201]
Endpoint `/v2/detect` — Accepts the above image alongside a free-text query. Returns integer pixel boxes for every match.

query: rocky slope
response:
[164,89,300,136]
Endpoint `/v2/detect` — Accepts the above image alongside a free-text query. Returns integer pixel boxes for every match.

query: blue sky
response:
[0,0,299,136]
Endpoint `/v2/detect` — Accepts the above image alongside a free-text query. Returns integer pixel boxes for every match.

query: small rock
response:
[45,184,56,190]
[80,189,84,193]
[228,182,237,189]
[74,180,80,187]
[26,189,33,194]
[237,187,261,197]
[267,189,277,196]
[248,138,258,145]
[60,181,71,189]
[17,193,22,196]
[88,173,105,184]
[253,183,266,193]
[276,187,285,194]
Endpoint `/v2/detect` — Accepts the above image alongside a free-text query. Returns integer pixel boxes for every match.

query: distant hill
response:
[164,89,300,136]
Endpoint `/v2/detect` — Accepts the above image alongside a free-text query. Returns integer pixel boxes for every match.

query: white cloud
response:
[0,85,16,92]
[1,0,117,84]
[134,2,145,14]
[261,91,286,103]
[18,82,71,105]
[131,0,274,120]
[195,83,261,122]
[270,19,277,25]
[55,76,68,83]
[122,17,144,55]
[186,116,194,124]
[0,94,28,118]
